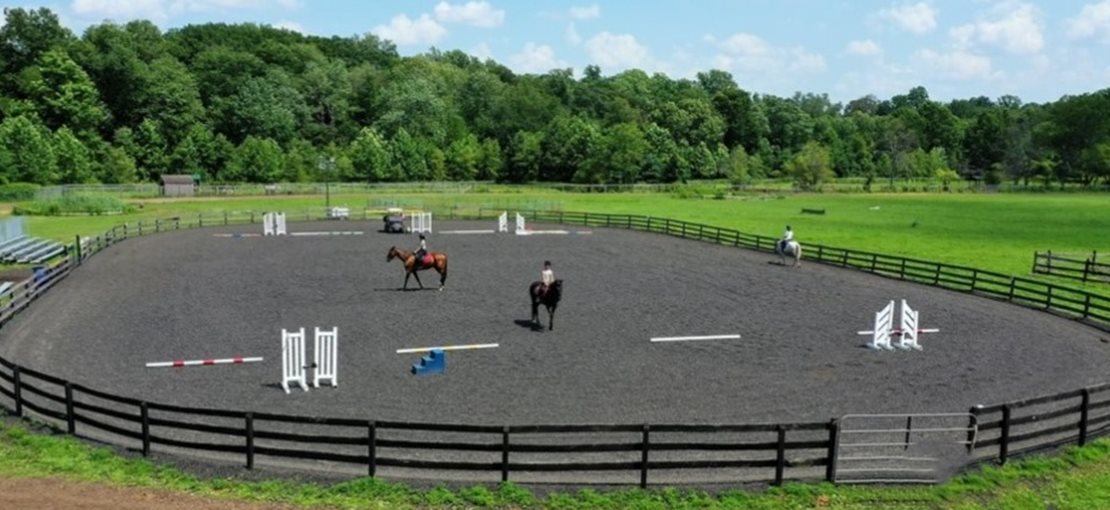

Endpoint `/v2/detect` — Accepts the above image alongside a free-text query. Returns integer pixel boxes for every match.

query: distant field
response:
[6,191,1109,294]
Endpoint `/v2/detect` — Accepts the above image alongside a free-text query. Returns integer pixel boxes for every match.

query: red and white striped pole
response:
[145,356,263,368]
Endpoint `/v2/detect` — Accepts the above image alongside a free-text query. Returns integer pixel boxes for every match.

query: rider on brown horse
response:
[415,234,430,268]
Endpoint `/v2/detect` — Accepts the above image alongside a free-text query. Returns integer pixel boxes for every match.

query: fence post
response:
[65,383,75,434]
[825,419,839,483]
[141,402,150,457]
[817,245,824,261]
[138,221,143,236]
[933,264,941,285]
[1032,252,1039,274]
[224,211,228,225]
[1007,278,1016,302]
[250,211,255,224]
[245,412,254,470]
[1045,286,1053,310]
[1084,295,1092,320]
[870,254,878,273]
[1000,405,1011,465]
[774,426,786,486]
[1046,250,1053,275]
[74,235,82,265]
[640,424,650,488]
[970,270,979,292]
[368,420,377,477]
[1080,389,1091,446]
[899,259,907,279]
[967,406,979,453]
[12,366,22,417]
[501,426,510,482]
[198,213,203,228]
[155,219,160,233]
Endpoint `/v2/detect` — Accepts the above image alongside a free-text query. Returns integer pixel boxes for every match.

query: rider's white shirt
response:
[783,230,794,241]
[542,269,555,285]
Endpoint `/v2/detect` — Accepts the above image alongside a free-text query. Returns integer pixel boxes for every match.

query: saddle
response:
[416,253,434,267]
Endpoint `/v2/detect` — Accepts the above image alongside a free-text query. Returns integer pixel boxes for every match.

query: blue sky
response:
[9,1,1110,103]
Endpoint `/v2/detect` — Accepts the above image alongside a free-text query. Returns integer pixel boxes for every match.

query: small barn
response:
[160,175,196,197]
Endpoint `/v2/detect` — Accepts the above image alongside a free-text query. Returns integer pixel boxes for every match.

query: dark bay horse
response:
[529,279,562,330]
[387,246,448,290]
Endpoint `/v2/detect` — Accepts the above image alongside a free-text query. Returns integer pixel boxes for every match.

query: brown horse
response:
[387,246,448,290]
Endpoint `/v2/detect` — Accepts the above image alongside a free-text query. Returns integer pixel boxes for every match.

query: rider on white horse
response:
[779,226,794,253]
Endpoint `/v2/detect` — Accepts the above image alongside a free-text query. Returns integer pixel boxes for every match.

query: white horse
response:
[776,240,802,267]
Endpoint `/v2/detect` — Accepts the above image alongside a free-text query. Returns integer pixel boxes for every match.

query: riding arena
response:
[1,210,1108,487]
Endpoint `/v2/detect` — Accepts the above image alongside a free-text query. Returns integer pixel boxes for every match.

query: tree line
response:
[1,7,1108,188]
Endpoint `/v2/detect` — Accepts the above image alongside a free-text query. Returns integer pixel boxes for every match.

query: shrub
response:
[12,195,134,216]
[0,183,41,201]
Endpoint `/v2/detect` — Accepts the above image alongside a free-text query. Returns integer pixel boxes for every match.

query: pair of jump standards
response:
[858,299,939,350]
[281,327,338,394]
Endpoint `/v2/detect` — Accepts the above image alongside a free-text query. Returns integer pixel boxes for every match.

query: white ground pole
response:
[650,334,742,343]
[396,343,500,354]
[145,357,263,368]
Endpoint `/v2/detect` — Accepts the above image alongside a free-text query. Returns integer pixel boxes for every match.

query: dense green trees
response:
[1,7,1108,187]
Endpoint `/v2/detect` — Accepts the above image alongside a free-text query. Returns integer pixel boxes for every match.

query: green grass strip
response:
[5,419,1110,509]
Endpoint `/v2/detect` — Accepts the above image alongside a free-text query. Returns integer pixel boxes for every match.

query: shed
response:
[160,175,196,197]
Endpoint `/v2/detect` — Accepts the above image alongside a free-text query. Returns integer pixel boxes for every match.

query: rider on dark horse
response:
[539,260,555,297]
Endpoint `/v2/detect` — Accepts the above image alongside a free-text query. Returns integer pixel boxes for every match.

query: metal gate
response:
[834,413,978,484]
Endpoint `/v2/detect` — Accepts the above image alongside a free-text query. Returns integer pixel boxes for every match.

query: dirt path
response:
[0,478,301,510]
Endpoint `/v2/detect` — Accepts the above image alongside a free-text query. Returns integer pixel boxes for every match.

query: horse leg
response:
[531,299,540,326]
[412,270,424,289]
[403,272,410,290]
[548,306,555,331]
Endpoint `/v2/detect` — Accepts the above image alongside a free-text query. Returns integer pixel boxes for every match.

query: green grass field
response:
[10,190,1109,294]
[2,189,1110,508]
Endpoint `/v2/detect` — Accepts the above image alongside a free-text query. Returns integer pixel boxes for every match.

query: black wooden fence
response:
[0,209,1108,487]
[1033,251,1109,284]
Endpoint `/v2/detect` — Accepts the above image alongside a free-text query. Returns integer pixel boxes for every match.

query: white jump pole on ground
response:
[145,356,263,368]
[396,343,499,354]
[650,334,742,343]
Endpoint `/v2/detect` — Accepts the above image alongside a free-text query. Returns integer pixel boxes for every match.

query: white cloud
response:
[950,3,1043,55]
[565,23,581,45]
[712,32,825,74]
[584,32,650,69]
[877,2,938,34]
[509,42,567,73]
[72,0,169,20]
[1067,0,1110,40]
[470,42,493,60]
[271,20,304,33]
[914,49,993,80]
[371,14,446,46]
[845,39,882,56]
[433,1,504,28]
[569,4,600,20]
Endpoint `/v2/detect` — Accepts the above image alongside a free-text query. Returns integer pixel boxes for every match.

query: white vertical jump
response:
[313,327,338,387]
[411,212,433,233]
[498,211,508,232]
[264,212,287,236]
[899,299,923,350]
[869,300,894,350]
[515,213,526,234]
[281,328,308,393]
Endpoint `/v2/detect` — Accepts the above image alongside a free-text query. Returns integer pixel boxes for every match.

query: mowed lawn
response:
[11,191,1109,294]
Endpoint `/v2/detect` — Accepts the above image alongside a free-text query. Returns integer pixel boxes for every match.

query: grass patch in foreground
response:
[4,419,1110,509]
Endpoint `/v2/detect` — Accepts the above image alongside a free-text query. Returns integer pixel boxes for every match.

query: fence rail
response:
[1033,251,1109,284]
[0,209,1108,487]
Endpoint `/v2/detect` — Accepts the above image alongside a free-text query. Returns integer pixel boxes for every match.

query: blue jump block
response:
[411,349,446,375]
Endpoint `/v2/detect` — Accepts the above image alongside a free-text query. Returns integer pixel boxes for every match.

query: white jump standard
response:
[498,211,508,232]
[282,328,308,393]
[146,356,263,368]
[282,327,340,393]
[263,212,287,236]
[410,212,433,234]
[859,299,938,350]
[314,327,338,388]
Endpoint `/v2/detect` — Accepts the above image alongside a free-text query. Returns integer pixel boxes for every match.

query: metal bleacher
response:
[0,235,64,264]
